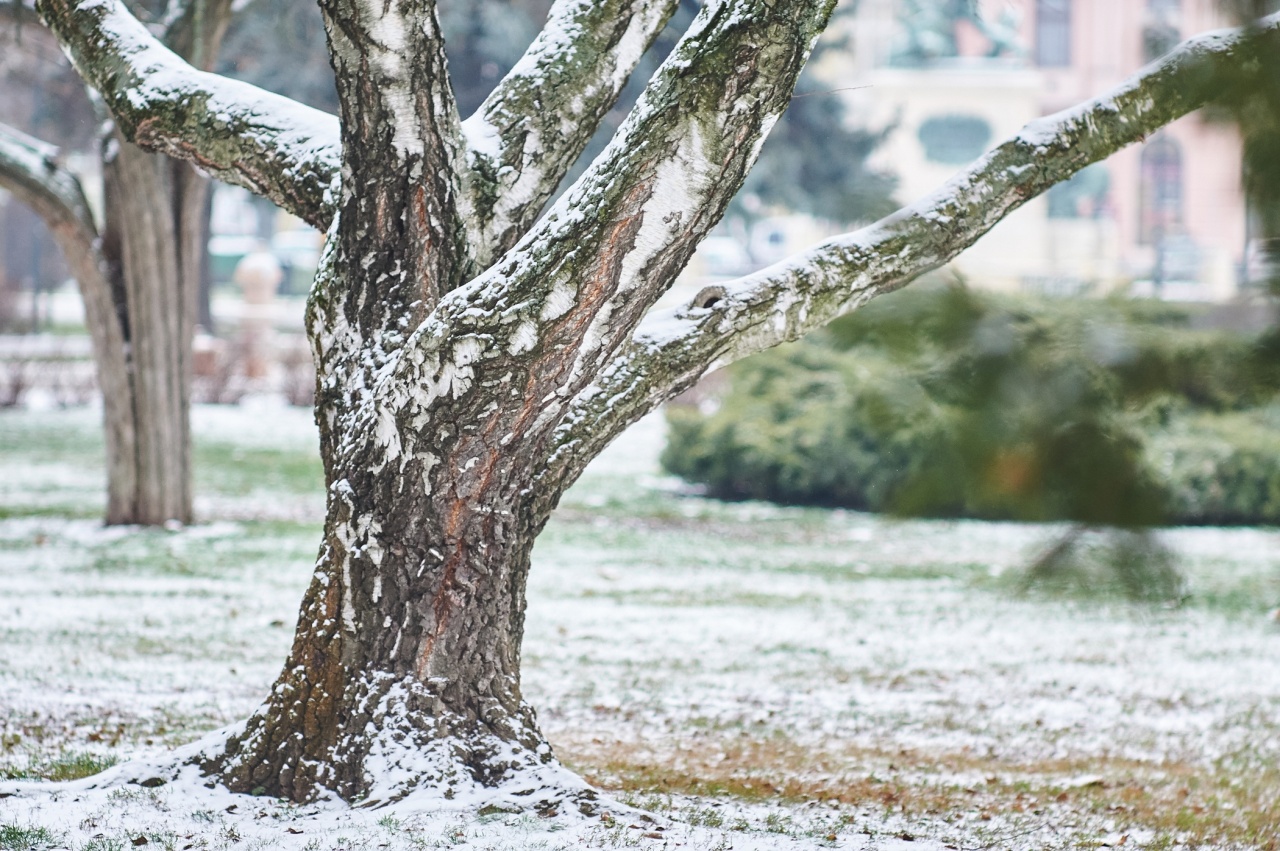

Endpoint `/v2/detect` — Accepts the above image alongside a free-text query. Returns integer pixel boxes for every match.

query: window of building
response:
[1144,0,1181,60]
[1047,164,1110,218]
[917,114,993,165]
[1036,0,1071,67]
[1139,135,1183,244]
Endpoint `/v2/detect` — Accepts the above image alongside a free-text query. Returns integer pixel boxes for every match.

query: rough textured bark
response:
[34,0,1280,806]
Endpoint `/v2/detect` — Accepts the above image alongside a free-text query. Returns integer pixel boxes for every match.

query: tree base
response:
[188,673,598,812]
[0,722,603,819]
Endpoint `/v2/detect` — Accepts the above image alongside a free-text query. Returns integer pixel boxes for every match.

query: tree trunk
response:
[100,137,198,525]
[215,513,555,805]
[56,198,138,527]
[214,335,566,804]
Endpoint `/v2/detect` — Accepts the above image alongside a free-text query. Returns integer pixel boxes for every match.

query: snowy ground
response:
[2,402,1279,850]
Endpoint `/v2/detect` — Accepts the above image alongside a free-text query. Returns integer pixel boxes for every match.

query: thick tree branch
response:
[461,0,678,266]
[542,13,1280,491]
[36,0,340,229]
[318,0,471,302]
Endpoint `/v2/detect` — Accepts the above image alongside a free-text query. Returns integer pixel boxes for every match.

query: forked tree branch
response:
[383,0,836,448]
[35,0,340,229]
[462,0,678,265]
[542,12,1280,490]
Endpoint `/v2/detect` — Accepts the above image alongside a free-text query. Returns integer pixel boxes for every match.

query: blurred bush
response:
[664,345,953,513]
[663,283,1280,528]
[1150,406,1280,525]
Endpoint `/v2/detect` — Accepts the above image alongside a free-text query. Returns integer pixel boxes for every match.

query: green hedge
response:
[1150,407,1280,525]
[662,346,953,513]
[663,284,1280,527]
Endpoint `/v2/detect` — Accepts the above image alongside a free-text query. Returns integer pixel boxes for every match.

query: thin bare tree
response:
[0,0,233,524]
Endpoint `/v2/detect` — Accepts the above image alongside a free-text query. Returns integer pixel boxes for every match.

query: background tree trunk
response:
[98,139,196,524]
[0,0,232,525]
[0,122,139,524]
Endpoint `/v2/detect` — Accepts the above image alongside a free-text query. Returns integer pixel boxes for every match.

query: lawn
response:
[2,402,1279,850]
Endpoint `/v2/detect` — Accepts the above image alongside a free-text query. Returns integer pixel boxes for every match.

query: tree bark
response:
[97,137,196,524]
[0,0,233,525]
[214,451,559,805]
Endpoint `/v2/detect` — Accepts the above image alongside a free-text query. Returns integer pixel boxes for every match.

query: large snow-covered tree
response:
[32,0,1280,808]
[0,0,234,525]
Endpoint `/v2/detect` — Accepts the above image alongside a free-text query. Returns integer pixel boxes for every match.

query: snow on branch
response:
[543,12,1280,490]
[384,0,836,451]
[462,0,678,265]
[455,0,832,369]
[321,0,465,171]
[36,0,340,229]
[0,122,99,248]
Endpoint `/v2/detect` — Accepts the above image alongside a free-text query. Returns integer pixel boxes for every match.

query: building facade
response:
[827,0,1252,300]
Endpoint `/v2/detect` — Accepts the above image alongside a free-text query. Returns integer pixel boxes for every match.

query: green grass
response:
[0,414,103,466]
[79,522,318,579]
[0,825,61,851]
[194,443,323,497]
[0,751,117,782]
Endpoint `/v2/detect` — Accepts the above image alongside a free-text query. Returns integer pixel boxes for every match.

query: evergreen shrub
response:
[663,283,1280,526]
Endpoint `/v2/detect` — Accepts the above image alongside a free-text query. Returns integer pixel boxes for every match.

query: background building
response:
[826,0,1253,300]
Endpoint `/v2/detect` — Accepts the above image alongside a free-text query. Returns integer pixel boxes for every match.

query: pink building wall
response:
[1031,0,1246,289]
[845,0,1251,297]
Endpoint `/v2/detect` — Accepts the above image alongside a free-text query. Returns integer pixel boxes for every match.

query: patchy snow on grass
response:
[2,406,1279,849]
[191,398,320,452]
